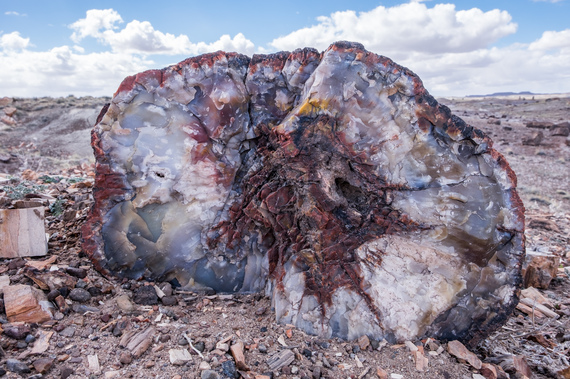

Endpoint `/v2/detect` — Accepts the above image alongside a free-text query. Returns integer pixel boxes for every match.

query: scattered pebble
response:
[69,288,91,303]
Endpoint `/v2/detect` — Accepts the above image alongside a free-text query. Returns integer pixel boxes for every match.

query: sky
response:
[0,0,569,97]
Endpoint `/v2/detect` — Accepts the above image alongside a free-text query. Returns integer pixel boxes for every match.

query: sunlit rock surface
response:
[83,41,525,346]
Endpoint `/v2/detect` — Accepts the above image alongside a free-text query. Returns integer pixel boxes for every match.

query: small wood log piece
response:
[267,349,295,371]
[522,251,560,289]
[84,41,525,346]
[0,207,47,258]
[3,284,53,323]
[519,298,559,319]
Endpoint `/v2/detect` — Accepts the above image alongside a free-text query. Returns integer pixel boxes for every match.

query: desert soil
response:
[0,94,568,379]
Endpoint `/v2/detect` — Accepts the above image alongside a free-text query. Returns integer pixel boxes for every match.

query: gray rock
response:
[161,296,178,306]
[69,288,91,303]
[201,370,220,379]
[59,326,76,337]
[60,366,74,378]
[6,359,30,374]
[159,282,173,297]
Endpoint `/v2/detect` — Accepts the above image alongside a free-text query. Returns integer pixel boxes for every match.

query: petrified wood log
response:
[83,41,525,346]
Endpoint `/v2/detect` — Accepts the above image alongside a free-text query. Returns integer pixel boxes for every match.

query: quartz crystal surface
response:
[83,41,525,346]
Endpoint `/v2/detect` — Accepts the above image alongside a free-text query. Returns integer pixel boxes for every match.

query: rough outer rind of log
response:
[83,41,525,347]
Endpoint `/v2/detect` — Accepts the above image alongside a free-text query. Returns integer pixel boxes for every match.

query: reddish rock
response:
[0,97,13,106]
[480,363,498,379]
[522,251,560,289]
[0,115,16,125]
[3,106,17,117]
[447,340,482,369]
[551,122,570,136]
[526,121,553,129]
[523,130,543,146]
[4,285,53,323]
[33,358,54,374]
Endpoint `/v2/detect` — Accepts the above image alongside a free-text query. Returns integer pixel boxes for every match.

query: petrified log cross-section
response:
[83,41,525,346]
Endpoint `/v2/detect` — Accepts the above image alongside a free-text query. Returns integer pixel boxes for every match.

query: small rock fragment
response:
[60,366,74,379]
[3,106,16,117]
[3,323,31,339]
[267,349,294,370]
[54,295,70,314]
[414,350,429,371]
[480,362,498,379]
[59,326,76,338]
[69,288,91,303]
[357,335,370,351]
[199,361,211,370]
[405,340,418,352]
[6,358,31,374]
[119,351,132,365]
[221,360,238,378]
[376,367,388,379]
[133,285,158,305]
[161,296,178,306]
[447,340,482,369]
[104,371,121,378]
[32,358,52,374]
[115,294,134,312]
[523,131,543,146]
[88,354,101,374]
[201,370,220,379]
[30,330,53,354]
[230,341,248,371]
[551,123,570,137]
[312,366,322,379]
[4,284,53,323]
[0,275,11,294]
[522,251,560,290]
[169,349,192,365]
[66,267,87,279]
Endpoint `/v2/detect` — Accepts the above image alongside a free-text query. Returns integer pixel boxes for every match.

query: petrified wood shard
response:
[83,41,525,346]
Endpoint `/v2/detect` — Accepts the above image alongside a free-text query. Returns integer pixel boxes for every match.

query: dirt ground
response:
[0,94,569,379]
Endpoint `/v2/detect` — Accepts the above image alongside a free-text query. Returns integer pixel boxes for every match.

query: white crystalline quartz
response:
[86,42,524,345]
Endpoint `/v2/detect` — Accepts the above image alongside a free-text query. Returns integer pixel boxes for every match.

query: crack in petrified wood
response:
[83,41,525,346]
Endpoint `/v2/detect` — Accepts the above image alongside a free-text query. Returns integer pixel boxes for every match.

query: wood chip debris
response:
[119,326,155,358]
[267,349,294,371]
[0,207,47,258]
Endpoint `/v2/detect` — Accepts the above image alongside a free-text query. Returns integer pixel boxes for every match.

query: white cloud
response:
[269,3,517,58]
[529,29,570,50]
[69,9,255,56]
[0,9,256,97]
[4,11,27,16]
[266,3,570,96]
[70,8,123,43]
[1,5,568,98]
[0,45,150,97]
[0,32,30,51]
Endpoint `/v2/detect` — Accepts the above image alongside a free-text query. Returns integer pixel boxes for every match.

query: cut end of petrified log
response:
[82,41,525,346]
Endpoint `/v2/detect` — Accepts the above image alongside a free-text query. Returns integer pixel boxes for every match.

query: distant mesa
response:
[466,91,535,98]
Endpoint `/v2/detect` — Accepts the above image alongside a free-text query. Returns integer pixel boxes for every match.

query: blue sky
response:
[1,0,569,97]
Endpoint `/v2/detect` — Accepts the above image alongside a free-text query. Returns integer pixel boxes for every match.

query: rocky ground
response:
[0,95,568,379]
